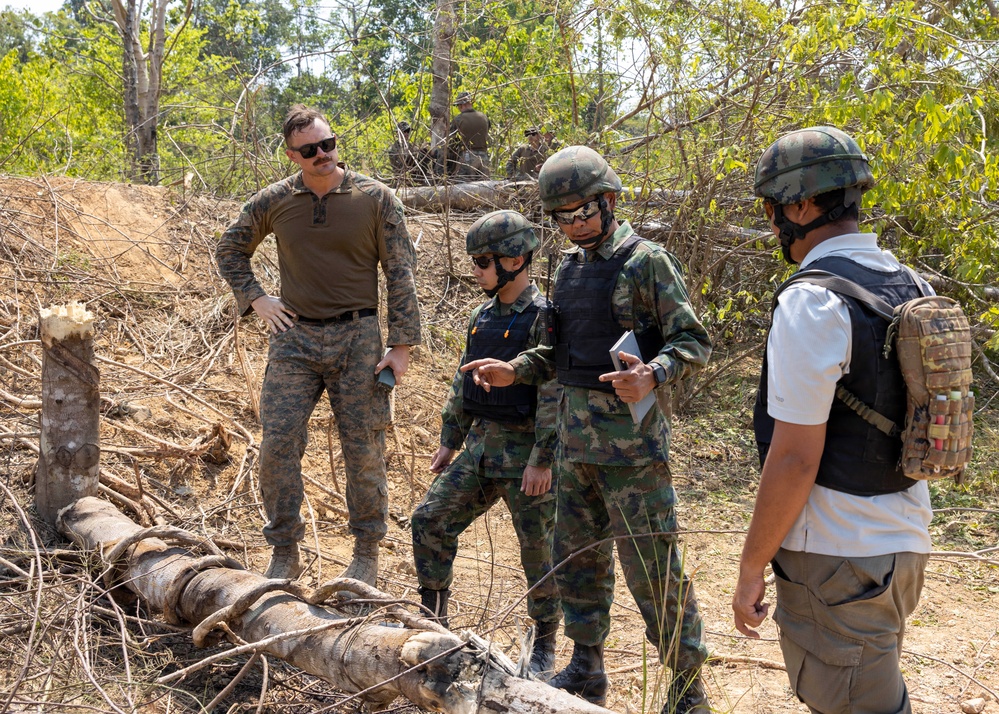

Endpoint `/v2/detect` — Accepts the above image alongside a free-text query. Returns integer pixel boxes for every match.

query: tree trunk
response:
[398,179,539,212]
[36,303,100,525]
[429,0,455,174]
[57,497,619,714]
[396,180,688,213]
[111,0,191,184]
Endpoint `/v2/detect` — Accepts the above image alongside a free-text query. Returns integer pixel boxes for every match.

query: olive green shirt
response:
[216,167,422,346]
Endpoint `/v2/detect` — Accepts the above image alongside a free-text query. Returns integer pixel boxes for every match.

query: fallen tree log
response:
[396,179,689,213]
[58,496,619,714]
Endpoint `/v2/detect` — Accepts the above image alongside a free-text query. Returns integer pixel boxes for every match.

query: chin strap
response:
[568,194,615,249]
[482,252,533,297]
[772,188,862,264]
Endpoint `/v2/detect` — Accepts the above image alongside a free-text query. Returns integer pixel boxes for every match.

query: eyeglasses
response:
[289,136,337,159]
[552,199,600,225]
[470,255,496,269]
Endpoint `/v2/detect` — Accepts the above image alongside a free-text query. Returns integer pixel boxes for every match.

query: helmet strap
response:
[772,201,854,264]
[568,194,615,249]
[482,252,532,297]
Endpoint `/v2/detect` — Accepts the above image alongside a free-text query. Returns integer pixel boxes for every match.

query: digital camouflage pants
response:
[411,452,561,625]
[259,315,390,547]
[554,459,708,672]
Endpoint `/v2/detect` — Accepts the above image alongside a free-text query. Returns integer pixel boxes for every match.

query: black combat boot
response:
[529,619,560,681]
[418,587,450,630]
[662,668,710,714]
[549,641,608,705]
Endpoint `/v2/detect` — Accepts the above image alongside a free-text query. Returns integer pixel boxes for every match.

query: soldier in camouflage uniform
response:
[734,126,934,714]
[462,146,712,713]
[410,210,562,678]
[449,91,491,180]
[506,127,548,180]
[216,104,421,582]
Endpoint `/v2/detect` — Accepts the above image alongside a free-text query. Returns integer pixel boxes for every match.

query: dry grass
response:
[0,175,997,713]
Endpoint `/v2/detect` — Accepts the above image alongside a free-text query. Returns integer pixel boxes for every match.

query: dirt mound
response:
[0,175,996,713]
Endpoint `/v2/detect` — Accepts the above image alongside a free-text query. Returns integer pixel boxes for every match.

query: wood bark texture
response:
[57,497,619,714]
[36,305,100,525]
[429,0,455,173]
[396,180,688,213]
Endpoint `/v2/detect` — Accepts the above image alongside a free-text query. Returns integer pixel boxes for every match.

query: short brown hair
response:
[282,105,329,143]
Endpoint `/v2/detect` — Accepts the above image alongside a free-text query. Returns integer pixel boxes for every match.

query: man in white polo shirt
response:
[733,126,933,714]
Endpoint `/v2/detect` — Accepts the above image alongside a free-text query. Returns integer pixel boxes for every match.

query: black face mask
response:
[481,252,533,298]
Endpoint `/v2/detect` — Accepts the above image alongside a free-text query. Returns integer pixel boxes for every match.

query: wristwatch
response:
[650,362,668,388]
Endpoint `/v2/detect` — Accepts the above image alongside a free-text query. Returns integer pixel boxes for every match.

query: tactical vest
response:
[553,235,665,392]
[754,256,925,496]
[462,296,543,423]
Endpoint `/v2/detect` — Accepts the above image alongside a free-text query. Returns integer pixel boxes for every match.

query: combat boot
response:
[340,539,379,586]
[662,669,710,714]
[418,587,450,629]
[529,619,560,681]
[264,544,304,580]
[549,642,608,705]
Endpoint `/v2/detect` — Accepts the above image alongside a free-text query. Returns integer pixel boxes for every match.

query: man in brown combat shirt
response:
[448,91,491,180]
[216,105,422,582]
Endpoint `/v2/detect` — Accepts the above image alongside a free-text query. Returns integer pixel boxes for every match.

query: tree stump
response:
[36,301,100,524]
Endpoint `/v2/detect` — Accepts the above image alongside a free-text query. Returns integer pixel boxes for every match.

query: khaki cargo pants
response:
[772,548,928,714]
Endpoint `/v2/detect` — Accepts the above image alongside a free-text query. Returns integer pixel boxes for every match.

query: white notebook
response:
[609,330,657,425]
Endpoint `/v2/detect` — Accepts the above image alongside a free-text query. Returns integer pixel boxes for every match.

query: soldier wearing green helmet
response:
[411,210,562,679]
[462,147,713,713]
[734,126,934,714]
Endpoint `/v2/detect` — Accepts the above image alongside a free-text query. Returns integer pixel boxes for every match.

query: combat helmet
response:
[754,126,874,207]
[465,210,539,257]
[538,145,622,212]
[754,126,874,263]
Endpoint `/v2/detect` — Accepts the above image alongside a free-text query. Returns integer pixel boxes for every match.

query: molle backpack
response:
[780,269,974,483]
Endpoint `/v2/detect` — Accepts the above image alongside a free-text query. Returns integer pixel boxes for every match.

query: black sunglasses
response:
[552,198,600,225]
[470,255,496,269]
[289,136,337,159]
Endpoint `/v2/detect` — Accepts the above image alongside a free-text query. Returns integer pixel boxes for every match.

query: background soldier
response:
[216,104,421,582]
[462,146,712,713]
[506,127,547,180]
[410,210,562,679]
[734,126,935,714]
[388,121,415,186]
[449,91,491,180]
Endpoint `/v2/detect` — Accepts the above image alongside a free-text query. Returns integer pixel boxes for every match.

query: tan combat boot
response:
[339,539,379,586]
[264,543,304,580]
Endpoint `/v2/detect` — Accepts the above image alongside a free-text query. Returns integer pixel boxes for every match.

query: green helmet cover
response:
[465,210,539,257]
[754,126,874,206]
[538,145,623,211]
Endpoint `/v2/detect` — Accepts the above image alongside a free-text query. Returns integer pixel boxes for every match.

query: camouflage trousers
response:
[259,315,390,547]
[554,459,707,671]
[410,452,561,624]
[454,150,490,181]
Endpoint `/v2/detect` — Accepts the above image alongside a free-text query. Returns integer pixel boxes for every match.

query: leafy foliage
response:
[1,0,997,349]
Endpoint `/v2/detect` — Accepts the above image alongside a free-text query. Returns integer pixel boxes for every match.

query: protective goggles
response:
[552,198,600,225]
[289,136,337,159]
[470,255,497,269]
